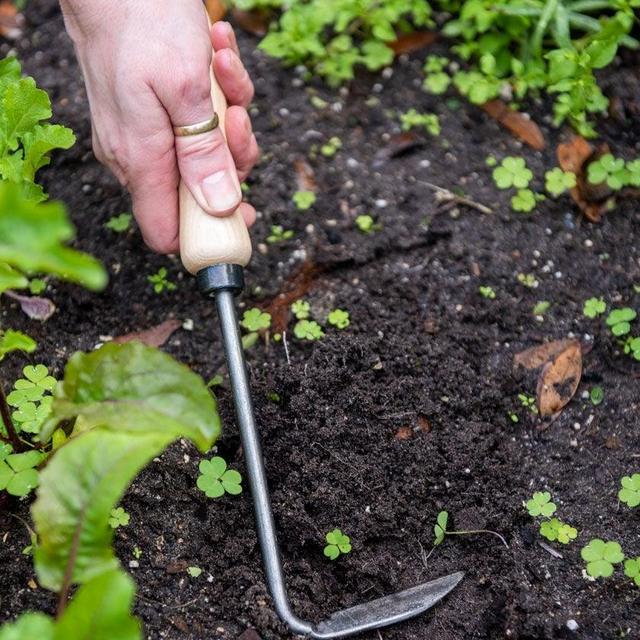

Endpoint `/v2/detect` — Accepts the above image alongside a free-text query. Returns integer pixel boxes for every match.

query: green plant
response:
[294,319,324,340]
[492,157,533,190]
[606,308,636,336]
[266,224,294,244]
[626,159,640,186]
[328,308,350,329]
[581,539,624,578]
[0,449,43,497]
[517,273,538,288]
[105,213,132,233]
[533,300,551,316]
[539,518,577,544]
[108,507,130,529]
[479,285,496,299]
[291,299,310,319]
[147,267,176,294]
[0,329,36,361]
[323,528,351,560]
[624,557,640,587]
[618,474,640,508]
[400,109,441,136]
[518,393,537,414]
[545,167,576,197]
[241,308,272,332]
[29,278,46,295]
[590,386,604,406]
[196,456,243,498]
[423,55,451,94]
[511,188,537,213]
[583,296,606,318]
[293,190,316,210]
[526,491,556,517]
[587,153,629,189]
[624,336,640,361]
[355,214,382,233]
[320,136,342,157]
[187,566,202,578]
[432,510,508,548]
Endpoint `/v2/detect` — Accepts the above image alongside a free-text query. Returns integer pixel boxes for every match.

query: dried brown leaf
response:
[293,157,317,193]
[394,426,413,441]
[372,132,424,167]
[113,319,181,347]
[4,291,55,322]
[388,31,437,55]
[514,339,577,371]
[482,100,545,151]
[536,341,582,417]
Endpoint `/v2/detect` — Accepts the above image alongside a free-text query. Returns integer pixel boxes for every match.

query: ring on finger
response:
[173,114,219,137]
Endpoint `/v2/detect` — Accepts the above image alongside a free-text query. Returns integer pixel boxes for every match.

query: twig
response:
[538,541,563,559]
[446,529,509,549]
[282,331,291,366]
[419,180,493,215]
[0,386,23,452]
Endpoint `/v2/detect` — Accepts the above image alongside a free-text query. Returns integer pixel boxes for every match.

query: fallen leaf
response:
[166,560,189,574]
[514,339,577,371]
[4,290,55,322]
[536,341,582,417]
[204,0,226,22]
[388,31,437,55]
[232,8,272,36]
[417,414,432,433]
[113,319,181,347]
[482,100,545,151]
[0,1,22,40]
[238,629,263,640]
[372,132,425,168]
[293,157,317,193]
[394,426,413,441]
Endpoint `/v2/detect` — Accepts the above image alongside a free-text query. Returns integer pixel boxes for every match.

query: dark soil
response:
[1,2,640,639]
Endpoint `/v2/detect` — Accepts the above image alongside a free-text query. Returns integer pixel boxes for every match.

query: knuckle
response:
[173,62,212,106]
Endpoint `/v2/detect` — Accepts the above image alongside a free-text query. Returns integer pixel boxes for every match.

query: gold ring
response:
[173,114,219,137]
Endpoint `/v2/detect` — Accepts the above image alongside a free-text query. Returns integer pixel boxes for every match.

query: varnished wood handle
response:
[179,58,252,275]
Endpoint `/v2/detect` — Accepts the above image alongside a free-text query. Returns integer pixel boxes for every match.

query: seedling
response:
[355,214,382,234]
[400,109,441,136]
[148,267,176,294]
[0,449,43,497]
[423,55,451,94]
[526,492,556,517]
[207,374,224,388]
[539,518,577,544]
[133,546,143,560]
[29,278,46,295]
[328,309,350,329]
[492,157,533,190]
[511,189,537,213]
[618,474,640,508]
[197,456,243,498]
[266,225,294,244]
[624,558,640,587]
[323,528,351,560]
[583,297,606,318]
[479,286,496,299]
[291,300,310,320]
[517,273,538,288]
[590,386,604,406]
[624,337,640,361]
[581,539,624,578]
[187,566,202,578]
[587,154,628,190]
[293,190,316,210]
[294,319,324,341]
[108,507,130,529]
[545,168,576,197]
[533,301,550,316]
[320,136,342,157]
[626,159,640,187]
[240,308,272,332]
[432,511,507,548]
[518,393,537,414]
[105,213,132,233]
[606,308,636,336]
[7,364,56,404]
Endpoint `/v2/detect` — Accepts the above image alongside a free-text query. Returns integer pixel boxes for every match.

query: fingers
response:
[226,106,260,181]
[211,22,254,107]
[238,202,257,228]
[210,21,240,55]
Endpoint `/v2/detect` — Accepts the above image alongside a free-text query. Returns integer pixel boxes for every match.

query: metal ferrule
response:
[197,263,245,296]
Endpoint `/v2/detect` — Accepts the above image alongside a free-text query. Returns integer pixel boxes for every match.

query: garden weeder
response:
[176,52,463,640]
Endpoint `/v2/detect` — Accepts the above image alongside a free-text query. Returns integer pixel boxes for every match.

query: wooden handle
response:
[179,60,252,275]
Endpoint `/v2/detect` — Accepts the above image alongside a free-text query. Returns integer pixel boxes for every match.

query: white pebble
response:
[566,620,579,632]
[182,318,194,331]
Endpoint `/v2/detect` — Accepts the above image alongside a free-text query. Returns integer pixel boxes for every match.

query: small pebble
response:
[129,561,139,569]
[566,620,579,632]
[182,318,194,331]
[375,199,388,208]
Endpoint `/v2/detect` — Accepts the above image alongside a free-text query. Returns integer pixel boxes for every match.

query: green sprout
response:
[511,189,537,213]
[293,190,316,210]
[133,546,143,559]
[624,558,640,587]
[518,393,537,414]
[29,278,46,295]
[618,474,640,508]
[7,364,55,404]
[423,55,451,94]
[526,492,556,517]
[400,109,441,136]
[517,273,538,288]
[328,309,350,329]
[606,308,636,336]
[545,168,576,197]
[105,213,132,233]
[147,267,176,294]
[294,319,324,341]
[320,136,342,157]
[581,539,624,578]
[196,456,243,498]
[583,297,606,318]
[291,300,310,320]
[590,386,604,406]
[539,518,577,544]
[624,336,640,361]
[587,154,628,190]
[355,214,381,234]
[626,159,640,187]
[479,286,496,299]
[240,308,272,332]
[532,301,551,316]
[492,157,533,190]
[0,449,43,497]
[323,528,351,560]
[187,566,202,578]
[108,507,130,529]
[266,225,294,244]
[432,510,507,548]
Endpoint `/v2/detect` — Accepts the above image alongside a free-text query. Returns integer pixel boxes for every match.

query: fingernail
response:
[202,170,240,212]
[222,21,233,37]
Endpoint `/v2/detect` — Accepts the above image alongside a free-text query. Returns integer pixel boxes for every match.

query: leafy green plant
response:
[618,474,640,508]
[400,109,441,136]
[479,285,495,299]
[511,188,537,213]
[327,308,350,329]
[493,157,533,190]
[0,449,43,497]
[624,557,640,587]
[187,566,202,578]
[147,267,176,294]
[432,510,508,548]
[517,273,538,288]
[624,336,640,361]
[518,393,537,414]
[320,136,342,157]
[323,528,351,560]
[108,507,130,529]
[583,296,606,318]
[294,319,324,340]
[539,518,577,544]
[293,190,316,210]
[423,55,451,94]
[587,153,629,189]
[590,386,604,406]
[197,456,243,498]
[0,329,36,361]
[626,159,640,187]
[581,539,624,578]
[291,299,310,319]
[526,492,556,517]
[105,213,132,233]
[545,168,576,197]
[532,300,551,316]
[606,307,636,336]
[241,307,272,332]
[355,214,382,233]
[266,224,294,244]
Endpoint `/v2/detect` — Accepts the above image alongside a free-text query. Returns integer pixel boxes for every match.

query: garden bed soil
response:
[1,2,639,639]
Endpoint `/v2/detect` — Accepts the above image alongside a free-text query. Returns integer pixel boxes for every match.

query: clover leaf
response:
[433,510,448,546]
[294,319,324,340]
[240,308,272,332]
[108,507,130,529]
[539,518,577,544]
[7,364,56,405]
[328,309,350,329]
[626,159,640,187]
[581,539,624,578]
[526,492,556,517]
[291,300,310,320]
[618,473,640,508]
[583,297,606,318]
[606,307,636,336]
[0,450,43,497]
[545,168,576,197]
[197,456,243,499]
[105,213,132,233]
[355,214,381,233]
[587,154,628,190]
[323,528,351,560]
[624,557,640,587]
[625,337,640,361]
[511,189,537,213]
[293,190,316,210]
[492,157,533,190]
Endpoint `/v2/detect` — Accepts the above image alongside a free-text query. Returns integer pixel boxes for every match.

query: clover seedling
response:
[526,492,556,517]
[328,309,350,329]
[293,190,316,210]
[618,474,640,508]
[533,300,551,316]
[7,364,56,405]
[400,109,441,136]
[291,300,310,320]
[539,518,577,544]
[517,273,538,288]
[590,386,604,406]
[492,157,533,190]
[148,267,176,294]
[108,507,130,529]
[267,225,294,244]
[606,308,636,336]
[29,278,46,295]
[626,159,640,187]
[324,528,351,560]
[581,539,624,578]
[105,213,132,233]
[545,168,576,197]
[624,337,640,361]
[294,319,324,341]
[587,154,628,190]
[187,566,202,578]
[624,558,640,587]
[432,510,507,548]
[241,308,271,332]
[479,286,496,299]
[511,189,537,213]
[355,214,381,234]
[197,456,243,498]
[0,450,43,497]
[583,297,606,318]
[321,136,342,157]
[423,56,451,94]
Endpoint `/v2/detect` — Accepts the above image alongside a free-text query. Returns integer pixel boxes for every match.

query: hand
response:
[60,1,259,253]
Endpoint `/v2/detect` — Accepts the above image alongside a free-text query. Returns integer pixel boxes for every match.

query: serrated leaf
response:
[21,124,76,181]
[1,77,51,150]
[0,329,36,361]
[0,261,28,293]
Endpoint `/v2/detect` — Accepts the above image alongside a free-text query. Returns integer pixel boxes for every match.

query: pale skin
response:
[59,0,259,253]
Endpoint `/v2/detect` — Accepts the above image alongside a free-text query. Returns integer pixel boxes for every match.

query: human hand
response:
[60,1,259,253]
